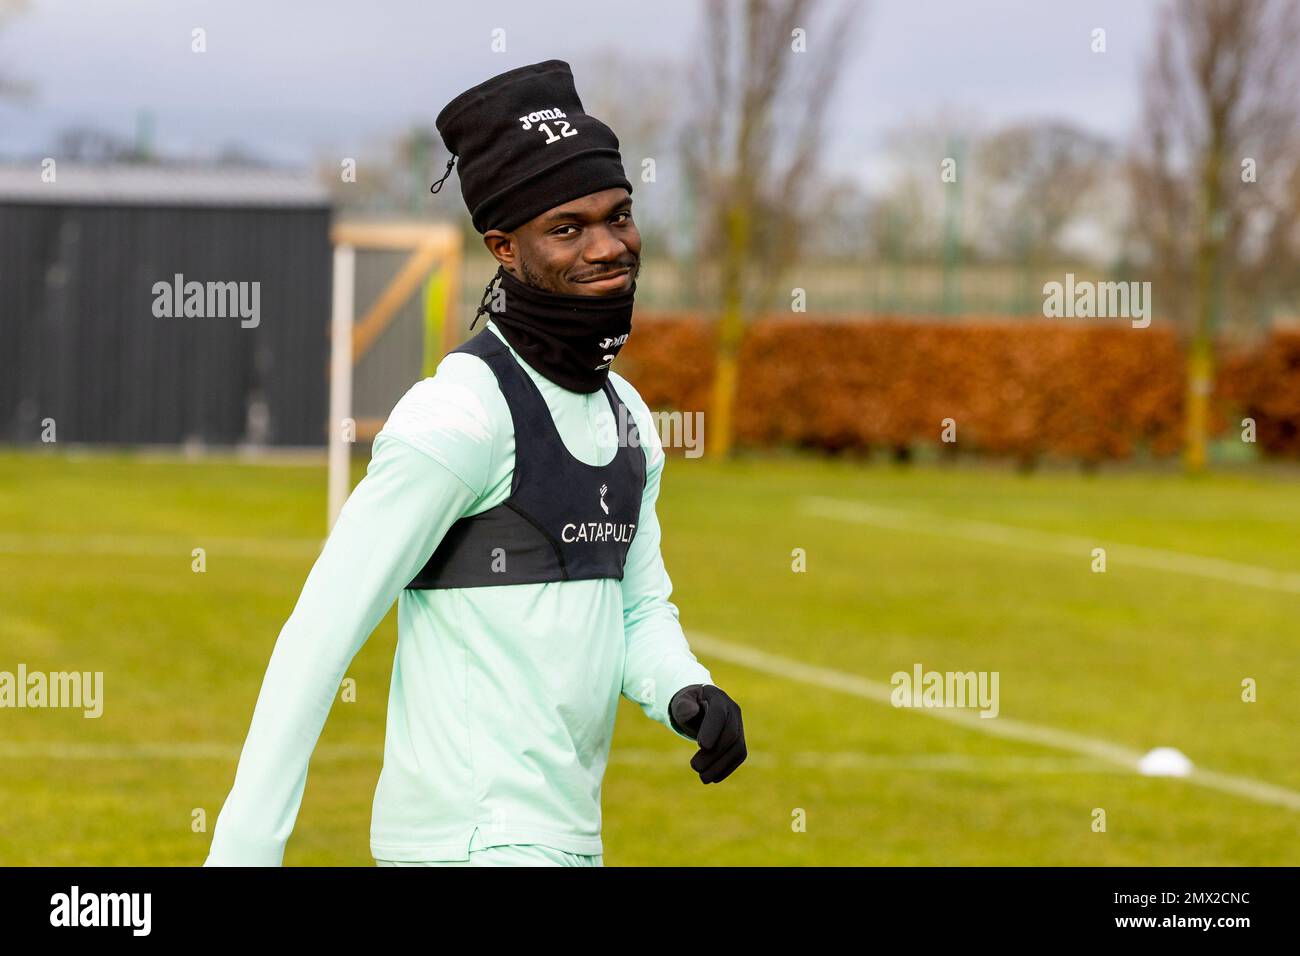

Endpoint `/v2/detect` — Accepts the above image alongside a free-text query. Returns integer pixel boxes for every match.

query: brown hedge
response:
[1218,329,1300,457]
[616,314,1297,460]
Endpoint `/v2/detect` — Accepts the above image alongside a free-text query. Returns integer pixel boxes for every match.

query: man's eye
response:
[612,211,631,224]
[552,224,578,236]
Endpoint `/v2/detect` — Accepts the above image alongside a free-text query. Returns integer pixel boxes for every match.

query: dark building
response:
[0,163,332,447]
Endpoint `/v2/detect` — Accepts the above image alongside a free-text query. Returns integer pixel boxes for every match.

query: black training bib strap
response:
[406,328,646,590]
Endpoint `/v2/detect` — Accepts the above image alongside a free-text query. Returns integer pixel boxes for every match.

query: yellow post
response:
[710,200,750,459]
[1184,340,1213,474]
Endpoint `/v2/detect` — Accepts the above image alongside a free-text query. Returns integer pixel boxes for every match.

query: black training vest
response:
[406,328,646,589]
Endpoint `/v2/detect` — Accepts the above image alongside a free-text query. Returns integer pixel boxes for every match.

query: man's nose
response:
[583,226,632,264]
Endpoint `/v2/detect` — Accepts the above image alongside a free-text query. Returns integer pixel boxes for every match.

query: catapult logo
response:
[561,483,635,543]
[50,886,151,936]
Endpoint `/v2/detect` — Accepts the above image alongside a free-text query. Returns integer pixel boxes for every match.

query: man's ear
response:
[482,230,518,271]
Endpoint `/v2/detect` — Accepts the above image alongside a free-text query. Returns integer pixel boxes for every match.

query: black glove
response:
[669,684,747,784]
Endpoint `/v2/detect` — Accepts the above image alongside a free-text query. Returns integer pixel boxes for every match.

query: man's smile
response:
[573,265,633,293]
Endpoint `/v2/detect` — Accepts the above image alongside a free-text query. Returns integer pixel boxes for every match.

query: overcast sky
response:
[0,0,1162,187]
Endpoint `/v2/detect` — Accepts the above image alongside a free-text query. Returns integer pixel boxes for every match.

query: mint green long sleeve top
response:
[203,318,713,865]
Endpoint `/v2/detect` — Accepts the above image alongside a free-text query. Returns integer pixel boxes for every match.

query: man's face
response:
[483,187,641,296]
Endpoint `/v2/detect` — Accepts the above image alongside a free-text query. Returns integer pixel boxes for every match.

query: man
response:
[204,59,746,867]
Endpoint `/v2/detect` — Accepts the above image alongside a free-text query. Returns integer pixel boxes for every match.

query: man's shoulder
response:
[377,353,504,491]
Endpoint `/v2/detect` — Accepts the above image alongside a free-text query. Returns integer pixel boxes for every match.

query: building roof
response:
[0,162,332,208]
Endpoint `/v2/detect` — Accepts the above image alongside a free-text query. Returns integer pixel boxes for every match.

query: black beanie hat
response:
[431,59,633,234]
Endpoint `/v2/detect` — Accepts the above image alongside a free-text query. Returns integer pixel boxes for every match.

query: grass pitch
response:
[1,448,1297,865]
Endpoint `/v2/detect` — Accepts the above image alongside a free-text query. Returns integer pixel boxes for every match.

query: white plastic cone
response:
[1138,746,1194,777]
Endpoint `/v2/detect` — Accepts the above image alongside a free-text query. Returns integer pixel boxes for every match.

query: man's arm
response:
[617,394,714,744]
[205,368,495,866]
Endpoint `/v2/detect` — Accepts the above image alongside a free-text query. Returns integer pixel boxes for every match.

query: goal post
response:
[327,221,463,530]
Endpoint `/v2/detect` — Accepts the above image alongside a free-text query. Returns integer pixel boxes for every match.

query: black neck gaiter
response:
[470,264,635,394]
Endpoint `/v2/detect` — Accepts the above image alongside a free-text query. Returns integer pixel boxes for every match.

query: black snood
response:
[471,265,635,394]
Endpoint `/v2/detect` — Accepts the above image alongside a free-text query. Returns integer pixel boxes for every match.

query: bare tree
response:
[324,124,442,216]
[1131,0,1300,473]
[975,122,1114,263]
[576,50,687,258]
[867,114,978,266]
[682,0,866,458]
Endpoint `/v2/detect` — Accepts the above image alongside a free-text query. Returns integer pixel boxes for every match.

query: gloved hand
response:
[669,684,747,784]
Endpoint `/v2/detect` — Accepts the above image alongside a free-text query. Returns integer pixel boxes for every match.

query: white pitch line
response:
[0,533,323,560]
[687,631,1300,813]
[614,748,1123,774]
[798,496,1300,596]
